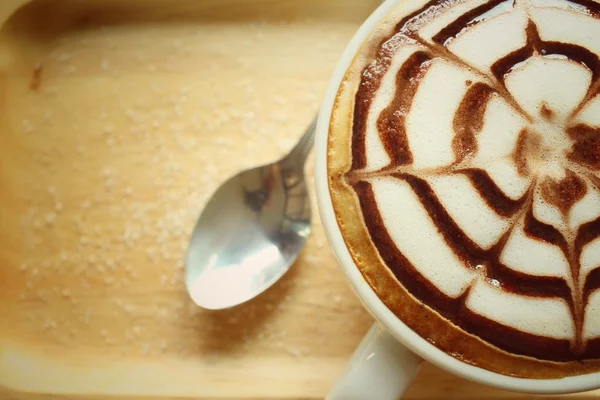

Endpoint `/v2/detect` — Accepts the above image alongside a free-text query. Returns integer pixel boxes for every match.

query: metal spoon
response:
[185,116,316,309]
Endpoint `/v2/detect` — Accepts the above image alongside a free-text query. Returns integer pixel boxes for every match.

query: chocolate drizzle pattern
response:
[513,128,537,176]
[568,124,600,170]
[432,0,510,45]
[459,168,528,217]
[453,83,494,164]
[492,19,600,90]
[341,0,600,363]
[540,171,587,215]
[569,0,600,17]
[376,51,433,167]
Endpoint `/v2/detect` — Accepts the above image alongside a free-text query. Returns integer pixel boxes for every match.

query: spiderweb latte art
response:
[327,0,600,377]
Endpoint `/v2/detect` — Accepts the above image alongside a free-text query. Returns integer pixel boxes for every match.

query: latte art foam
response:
[328,0,600,377]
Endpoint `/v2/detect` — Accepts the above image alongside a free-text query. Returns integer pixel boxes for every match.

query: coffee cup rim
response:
[314,0,600,393]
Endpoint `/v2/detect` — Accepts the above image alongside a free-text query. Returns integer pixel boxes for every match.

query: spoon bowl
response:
[185,117,316,309]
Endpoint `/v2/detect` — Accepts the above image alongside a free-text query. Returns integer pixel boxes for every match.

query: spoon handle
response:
[282,114,318,170]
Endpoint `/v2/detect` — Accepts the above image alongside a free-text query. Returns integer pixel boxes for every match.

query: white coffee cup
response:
[314,1,600,398]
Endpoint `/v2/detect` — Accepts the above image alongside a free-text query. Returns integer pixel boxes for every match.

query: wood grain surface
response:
[0,0,598,398]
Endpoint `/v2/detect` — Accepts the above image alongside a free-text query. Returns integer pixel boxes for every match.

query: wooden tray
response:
[0,0,598,398]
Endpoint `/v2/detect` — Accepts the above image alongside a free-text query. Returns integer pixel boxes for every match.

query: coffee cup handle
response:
[326,324,423,400]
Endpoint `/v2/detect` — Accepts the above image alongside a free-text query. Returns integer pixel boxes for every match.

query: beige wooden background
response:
[0,0,597,398]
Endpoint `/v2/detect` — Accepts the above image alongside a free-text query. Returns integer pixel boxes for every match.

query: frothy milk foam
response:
[328,0,600,377]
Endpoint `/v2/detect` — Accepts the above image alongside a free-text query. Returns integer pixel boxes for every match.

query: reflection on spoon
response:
[185,116,316,309]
